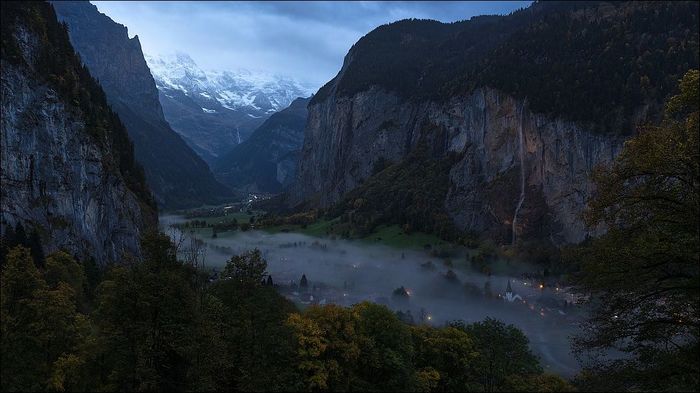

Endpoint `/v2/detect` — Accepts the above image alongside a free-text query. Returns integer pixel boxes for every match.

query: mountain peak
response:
[145,52,315,111]
[146,52,315,163]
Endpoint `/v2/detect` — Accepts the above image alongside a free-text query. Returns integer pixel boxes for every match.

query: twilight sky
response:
[93,1,532,88]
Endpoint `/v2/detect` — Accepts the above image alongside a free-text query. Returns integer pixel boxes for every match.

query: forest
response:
[315,1,699,133]
[1,233,572,392]
[2,69,698,392]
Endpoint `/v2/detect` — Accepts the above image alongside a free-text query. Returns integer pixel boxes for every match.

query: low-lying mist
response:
[161,214,584,376]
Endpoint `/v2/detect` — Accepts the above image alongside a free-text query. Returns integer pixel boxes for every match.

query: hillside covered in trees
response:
[569,69,699,391]
[214,97,310,193]
[316,1,699,133]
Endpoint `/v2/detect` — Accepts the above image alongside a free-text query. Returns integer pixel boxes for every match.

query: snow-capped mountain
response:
[145,52,315,165]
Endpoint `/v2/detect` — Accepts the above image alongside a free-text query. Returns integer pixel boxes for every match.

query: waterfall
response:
[512,100,526,245]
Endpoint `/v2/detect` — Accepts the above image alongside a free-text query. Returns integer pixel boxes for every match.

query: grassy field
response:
[180,210,454,251]
[174,212,539,277]
[196,211,258,226]
[173,208,557,282]
[177,211,261,239]
[262,218,338,237]
[263,220,449,251]
[358,225,447,250]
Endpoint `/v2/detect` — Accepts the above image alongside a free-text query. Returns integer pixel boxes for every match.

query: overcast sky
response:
[93,1,532,88]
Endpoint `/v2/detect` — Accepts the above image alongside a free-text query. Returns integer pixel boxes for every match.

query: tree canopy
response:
[0,235,571,392]
[571,69,699,391]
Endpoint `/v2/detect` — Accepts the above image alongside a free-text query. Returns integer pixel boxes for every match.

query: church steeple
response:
[504,279,522,302]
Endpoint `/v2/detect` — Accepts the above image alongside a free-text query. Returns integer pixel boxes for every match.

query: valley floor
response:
[160,211,587,377]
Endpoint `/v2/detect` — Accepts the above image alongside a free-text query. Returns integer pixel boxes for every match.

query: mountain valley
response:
[1,1,698,392]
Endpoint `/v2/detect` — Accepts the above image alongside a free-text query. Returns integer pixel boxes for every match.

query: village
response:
[204,253,585,328]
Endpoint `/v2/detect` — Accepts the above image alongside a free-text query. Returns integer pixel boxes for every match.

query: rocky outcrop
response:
[292,86,624,244]
[441,89,624,244]
[52,1,232,209]
[1,2,155,263]
[214,97,309,193]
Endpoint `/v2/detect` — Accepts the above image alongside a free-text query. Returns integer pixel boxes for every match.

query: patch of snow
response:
[145,52,316,116]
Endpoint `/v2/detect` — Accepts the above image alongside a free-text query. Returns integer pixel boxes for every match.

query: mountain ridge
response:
[147,52,314,164]
[214,96,310,193]
[291,0,699,244]
[313,1,698,133]
[52,1,233,210]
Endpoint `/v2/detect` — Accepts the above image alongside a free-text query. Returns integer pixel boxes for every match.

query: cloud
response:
[92,1,532,89]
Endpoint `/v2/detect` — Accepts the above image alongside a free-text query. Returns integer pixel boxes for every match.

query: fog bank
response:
[161,214,583,376]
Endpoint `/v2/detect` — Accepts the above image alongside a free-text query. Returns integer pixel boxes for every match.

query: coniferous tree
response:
[14,223,27,246]
[27,230,45,268]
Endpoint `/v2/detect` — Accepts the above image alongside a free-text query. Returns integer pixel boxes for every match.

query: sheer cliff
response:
[1,1,156,263]
[52,1,232,209]
[291,1,699,244]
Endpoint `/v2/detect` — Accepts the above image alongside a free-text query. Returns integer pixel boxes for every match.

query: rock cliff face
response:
[52,1,232,209]
[52,1,162,124]
[291,1,698,244]
[292,87,624,243]
[441,89,624,244]
[214,97,310,193]
[1,2,155,263]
